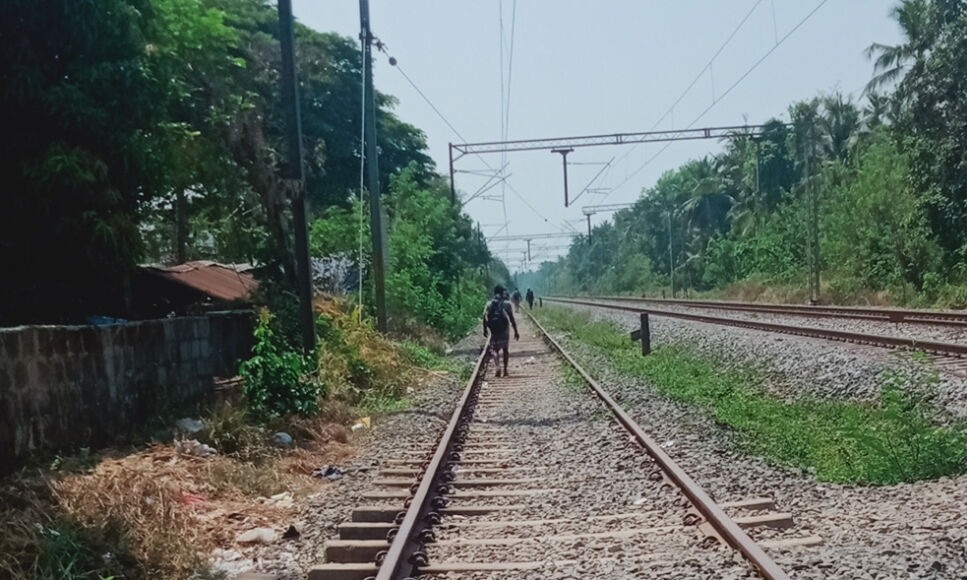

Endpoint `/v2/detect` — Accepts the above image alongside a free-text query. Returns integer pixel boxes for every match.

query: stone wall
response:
[0,311,253,465]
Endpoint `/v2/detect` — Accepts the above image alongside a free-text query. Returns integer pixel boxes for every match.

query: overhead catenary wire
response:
[611,0,765,170]
[497,1,514,251]
[602,0,830,203]
[390,58,564,230]
[503,0,517,141]
[378,17,569,239]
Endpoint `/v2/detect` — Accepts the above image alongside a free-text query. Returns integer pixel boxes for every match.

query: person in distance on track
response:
[483,285,519,378]
[511,287,523,313]
[525,288,534,310]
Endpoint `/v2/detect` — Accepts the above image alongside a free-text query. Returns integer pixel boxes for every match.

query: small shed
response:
[136,261,258,317]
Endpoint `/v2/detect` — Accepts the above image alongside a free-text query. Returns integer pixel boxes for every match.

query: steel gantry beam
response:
[582,203,636,216]
[581,203,635,242]
[493,242,574,261]
[451,125,767,157]
[487,232,580,242]
[449,124,774,205]
[488,232,580,261]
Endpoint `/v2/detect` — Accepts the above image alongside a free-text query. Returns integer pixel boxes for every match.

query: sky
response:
[291,1,903,272]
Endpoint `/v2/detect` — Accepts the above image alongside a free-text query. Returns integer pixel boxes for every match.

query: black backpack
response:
[486,298,509,334]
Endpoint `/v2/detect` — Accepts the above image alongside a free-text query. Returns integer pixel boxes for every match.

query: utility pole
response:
[810,136,821,305]
[805,127,820,304]
[277,0,315,353]
[360,0,388,332]
[448,142,456,204]
[668,210,675,299]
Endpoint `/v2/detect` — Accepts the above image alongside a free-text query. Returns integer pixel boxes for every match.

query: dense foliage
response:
[521,0,967,307]
[240,309,318,419]
[0,0,475,326]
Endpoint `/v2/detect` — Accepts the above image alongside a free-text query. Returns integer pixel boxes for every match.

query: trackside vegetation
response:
[519,0,967,308]
[537,306,967,484]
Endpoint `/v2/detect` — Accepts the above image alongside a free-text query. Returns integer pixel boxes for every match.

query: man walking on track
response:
[525,288,534,310]
[483,285,519,378]
[511,288,523,313]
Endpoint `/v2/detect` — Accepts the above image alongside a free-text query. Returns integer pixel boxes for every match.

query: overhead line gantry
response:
[582,203,636,241]
[449,123,774,205]
[487,231,579,260]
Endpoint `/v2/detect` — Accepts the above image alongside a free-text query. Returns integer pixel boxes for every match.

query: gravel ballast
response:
[422,316,758,579]
[555,299,967,419]
[538,302,967,579]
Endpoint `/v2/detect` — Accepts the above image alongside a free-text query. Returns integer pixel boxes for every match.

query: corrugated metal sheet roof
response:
[148,261,258,301]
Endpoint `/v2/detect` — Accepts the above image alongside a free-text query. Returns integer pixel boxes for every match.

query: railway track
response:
[593,295,967,328]
[309,315,817,580]
[545,297,967,375]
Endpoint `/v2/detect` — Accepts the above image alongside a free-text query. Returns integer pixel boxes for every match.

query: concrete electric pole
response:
[276,0,315,353]
[359,0,389,332]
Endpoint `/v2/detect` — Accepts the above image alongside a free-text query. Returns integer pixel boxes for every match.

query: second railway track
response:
[544,297,967,379]
[594,295,967,327]
[309,314,818,580]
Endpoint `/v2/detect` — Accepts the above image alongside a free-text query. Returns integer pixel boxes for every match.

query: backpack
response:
[486,298,509,334]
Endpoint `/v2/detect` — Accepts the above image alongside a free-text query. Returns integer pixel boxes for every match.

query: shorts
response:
[490,334,510,351]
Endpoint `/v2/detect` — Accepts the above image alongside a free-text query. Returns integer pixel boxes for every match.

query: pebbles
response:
[422,319,754,579]
[545,303,967,579]
[564,300,967,419]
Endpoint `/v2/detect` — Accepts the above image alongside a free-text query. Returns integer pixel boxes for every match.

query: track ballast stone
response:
[561,300,967,420]
[422,315,756,579]
[542,302,967,579]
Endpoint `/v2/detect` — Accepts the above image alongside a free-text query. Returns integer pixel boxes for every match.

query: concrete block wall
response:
[0,311,253,465]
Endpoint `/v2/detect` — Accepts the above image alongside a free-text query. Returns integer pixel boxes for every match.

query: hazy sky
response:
[292,1,903,271]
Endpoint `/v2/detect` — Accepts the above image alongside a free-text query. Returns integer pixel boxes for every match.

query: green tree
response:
[0,0,168,323]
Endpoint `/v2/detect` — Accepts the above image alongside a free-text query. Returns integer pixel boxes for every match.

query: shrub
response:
[240,309,319,420]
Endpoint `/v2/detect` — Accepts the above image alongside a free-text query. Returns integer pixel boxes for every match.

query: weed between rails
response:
[536,307,967,484]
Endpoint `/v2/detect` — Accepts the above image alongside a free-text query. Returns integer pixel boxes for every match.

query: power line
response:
[504,0,517,141]
[650,0,764,133]
[612,0,764,169]
[392,60,558,228]
[395,63,468,142]
[603,0,830,202]
[498,0,508,241]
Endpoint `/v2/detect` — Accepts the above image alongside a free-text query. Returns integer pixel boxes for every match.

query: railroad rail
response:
[595,295,967,328]
[309,315,802,580]
[546,297,967,359]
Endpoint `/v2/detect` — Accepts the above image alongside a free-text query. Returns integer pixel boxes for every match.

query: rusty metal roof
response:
[147,261,258,301]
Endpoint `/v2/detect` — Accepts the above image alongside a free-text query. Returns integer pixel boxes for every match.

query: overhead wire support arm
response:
[451,124,769,157]
[487,232,580,242]
[448,125,775,205]
[582,203,635,244]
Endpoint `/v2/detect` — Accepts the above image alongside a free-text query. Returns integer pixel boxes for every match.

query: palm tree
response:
[862,91,891,128]
[864,0,931,93]
[819,92,862,161]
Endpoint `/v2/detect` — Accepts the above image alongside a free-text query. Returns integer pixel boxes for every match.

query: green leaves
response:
[538,306,967,485]
[240,309,320,420]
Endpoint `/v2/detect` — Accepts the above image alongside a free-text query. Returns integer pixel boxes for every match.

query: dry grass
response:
[313,296,443,410]
[0,408,359,579]
[53,447,214,576]
[0,298,451,579]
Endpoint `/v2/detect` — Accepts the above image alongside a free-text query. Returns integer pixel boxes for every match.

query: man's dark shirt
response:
[483,298,516,342]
